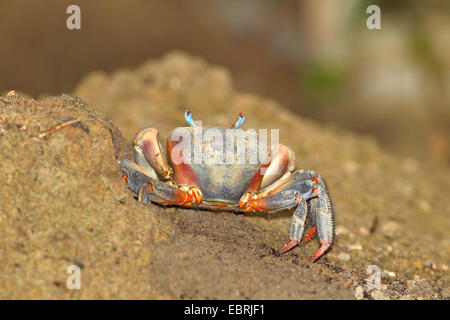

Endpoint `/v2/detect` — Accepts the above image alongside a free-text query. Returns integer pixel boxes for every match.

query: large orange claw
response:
[169,186,203,207]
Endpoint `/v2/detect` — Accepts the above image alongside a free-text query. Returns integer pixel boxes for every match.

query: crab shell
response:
[134,126,295,204]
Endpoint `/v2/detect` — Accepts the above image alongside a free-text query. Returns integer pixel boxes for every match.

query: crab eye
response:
[184,108,195,127]
[231,112,245,129]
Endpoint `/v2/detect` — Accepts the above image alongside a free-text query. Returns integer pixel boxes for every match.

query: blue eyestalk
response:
[231,112,245,129]
[184,109,195,127]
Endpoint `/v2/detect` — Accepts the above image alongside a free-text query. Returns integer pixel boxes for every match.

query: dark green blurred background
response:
[1,0,448,165]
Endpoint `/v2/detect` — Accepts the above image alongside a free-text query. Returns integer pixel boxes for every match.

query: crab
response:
[120,110,334,262]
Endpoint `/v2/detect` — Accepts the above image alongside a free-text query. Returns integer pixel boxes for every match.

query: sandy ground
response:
[0,52,448,299]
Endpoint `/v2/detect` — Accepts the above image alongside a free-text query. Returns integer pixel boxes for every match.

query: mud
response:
[0,52,448,299]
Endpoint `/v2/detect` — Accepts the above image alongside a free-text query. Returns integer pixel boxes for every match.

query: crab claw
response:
[134,128,172,180]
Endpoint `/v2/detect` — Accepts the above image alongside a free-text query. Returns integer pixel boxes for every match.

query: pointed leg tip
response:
[308,243,331,262]
[281,240,298,253]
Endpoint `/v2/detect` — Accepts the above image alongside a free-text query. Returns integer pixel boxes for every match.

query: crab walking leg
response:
[300,227,317,245]
[240,170,334,261]
[282,196,308,252]
[241,170,319,212]
[120,159,202,206]
[300,171,334,261]
[287,177,333,262]
[307,183,334,262]
[282,171,333,260]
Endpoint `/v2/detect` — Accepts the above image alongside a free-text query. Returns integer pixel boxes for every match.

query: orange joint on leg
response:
[239,192,266,213]
[178,193,190,206]
[246,198,265,213]
[189,188,203,204]
[249,200,264,212]
[176,187,203,207]
[147,184,153,193]
[122,176,128,183]
[239,193,253,209]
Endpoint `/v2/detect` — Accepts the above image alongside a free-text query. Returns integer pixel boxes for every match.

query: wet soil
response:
[0,52,448,299]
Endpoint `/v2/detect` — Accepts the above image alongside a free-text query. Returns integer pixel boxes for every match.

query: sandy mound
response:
[0,52,447,299]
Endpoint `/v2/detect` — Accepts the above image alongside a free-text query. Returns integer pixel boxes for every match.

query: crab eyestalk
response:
[231,112,245,129]
[184,109,195,127]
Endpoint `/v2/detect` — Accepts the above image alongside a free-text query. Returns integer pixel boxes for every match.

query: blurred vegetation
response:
[0,0,448,165]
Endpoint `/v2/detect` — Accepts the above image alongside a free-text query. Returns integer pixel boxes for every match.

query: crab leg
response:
[239,170,334,261]
[282,195,308,252]
[283,226,318,251]
[303,172,334,262]
[290,173,333,262]
[300,226,317,244]
[120,160,202,206]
